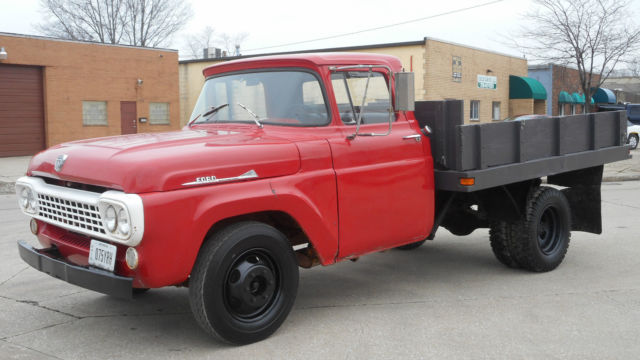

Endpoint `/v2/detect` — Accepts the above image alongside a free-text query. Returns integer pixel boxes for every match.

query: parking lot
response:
[1,180,639,359]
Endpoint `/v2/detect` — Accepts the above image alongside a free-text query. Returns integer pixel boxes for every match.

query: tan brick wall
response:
[423,39,528,123]
[179,60,223,126]
[509,99,534,117]
[0,34,180,146]
[533,100,546,115]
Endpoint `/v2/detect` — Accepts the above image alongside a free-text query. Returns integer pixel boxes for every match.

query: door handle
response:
[402,134,421,142]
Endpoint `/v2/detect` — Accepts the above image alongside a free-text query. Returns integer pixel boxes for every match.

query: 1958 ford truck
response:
[15,53,630,344]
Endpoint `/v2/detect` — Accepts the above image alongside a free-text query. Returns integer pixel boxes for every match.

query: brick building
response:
[179,38,545,126]
[0,32,181,157]
[528,64,610,116]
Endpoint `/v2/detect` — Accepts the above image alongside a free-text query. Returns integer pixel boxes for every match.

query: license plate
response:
[88,240,117,272]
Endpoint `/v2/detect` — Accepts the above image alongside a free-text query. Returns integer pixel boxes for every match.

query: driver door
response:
[327,70,434,259]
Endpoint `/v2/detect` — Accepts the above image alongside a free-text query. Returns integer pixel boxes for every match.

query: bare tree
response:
[182,28,248,60]
[37,0,191,47]
[517,0,640,111]
[217,32,248,56]
[37,0,127,43]
[185,26,216,59]
[122,0,191,47]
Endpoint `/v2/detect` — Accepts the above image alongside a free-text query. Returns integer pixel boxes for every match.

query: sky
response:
[0,0,637,60]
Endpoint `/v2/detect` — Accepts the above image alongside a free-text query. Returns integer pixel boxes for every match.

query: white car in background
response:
[628,121,640,150]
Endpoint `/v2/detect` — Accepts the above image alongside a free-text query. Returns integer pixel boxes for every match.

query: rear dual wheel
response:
[628,134,638,150]
[490,186,571,272]
[189,222,299,345]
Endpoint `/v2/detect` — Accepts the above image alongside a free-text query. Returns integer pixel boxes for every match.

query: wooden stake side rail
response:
[415,100,631,192]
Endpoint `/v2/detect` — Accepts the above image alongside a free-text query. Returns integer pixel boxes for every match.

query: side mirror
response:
[395,72,415,111]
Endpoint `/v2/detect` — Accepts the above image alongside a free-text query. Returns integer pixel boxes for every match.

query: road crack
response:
[0,294,81,319]
[0,338,65,359]
[0,266,29,288]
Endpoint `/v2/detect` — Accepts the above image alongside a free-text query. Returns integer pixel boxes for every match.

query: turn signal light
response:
[460,177,475,186]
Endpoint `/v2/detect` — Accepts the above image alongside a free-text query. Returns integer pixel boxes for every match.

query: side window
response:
[331,72,394,125]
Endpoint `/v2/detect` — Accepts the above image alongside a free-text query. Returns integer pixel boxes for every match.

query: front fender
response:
[132,172,338,288]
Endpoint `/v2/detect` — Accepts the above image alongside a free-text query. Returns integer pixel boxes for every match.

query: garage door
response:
[0,64,45,157]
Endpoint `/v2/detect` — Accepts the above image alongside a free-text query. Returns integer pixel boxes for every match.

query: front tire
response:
[189,221,299,345]
[509,187,571,272]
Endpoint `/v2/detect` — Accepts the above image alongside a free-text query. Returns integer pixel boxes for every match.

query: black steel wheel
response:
[189,221,299,345]
[510,186,571,272]
[395,239,426,250]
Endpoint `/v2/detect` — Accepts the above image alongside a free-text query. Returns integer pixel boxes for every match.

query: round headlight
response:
[28,193,37,212]
[105,205,117,232]
[117,208,130,236]
[19,187,31,209]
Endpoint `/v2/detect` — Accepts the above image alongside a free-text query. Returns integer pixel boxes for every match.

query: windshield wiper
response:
[188,103,229,127]
[236,103,263,129]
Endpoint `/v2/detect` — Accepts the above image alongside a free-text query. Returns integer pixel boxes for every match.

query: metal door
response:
[0,64,45,157]
[328,120,434,259]
[120,101,137,135]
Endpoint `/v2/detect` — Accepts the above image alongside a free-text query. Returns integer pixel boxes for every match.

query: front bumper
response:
[18,240,133,299]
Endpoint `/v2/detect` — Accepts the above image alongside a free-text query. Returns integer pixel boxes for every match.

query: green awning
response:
[572,92,584,104]
[591,87,616,104]
[509,75,547,100]
[558,91,573,103]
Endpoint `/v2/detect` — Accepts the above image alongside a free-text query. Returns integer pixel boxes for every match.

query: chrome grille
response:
[37,194,105,234]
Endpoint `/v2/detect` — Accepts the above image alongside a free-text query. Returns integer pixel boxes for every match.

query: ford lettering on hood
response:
[28,128,300,193]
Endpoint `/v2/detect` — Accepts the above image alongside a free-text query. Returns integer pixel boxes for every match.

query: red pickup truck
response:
[15,53,630,344]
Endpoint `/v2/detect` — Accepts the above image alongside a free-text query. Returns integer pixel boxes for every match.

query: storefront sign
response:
[478,75,497,89]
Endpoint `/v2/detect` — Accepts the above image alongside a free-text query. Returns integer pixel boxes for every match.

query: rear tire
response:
[628,134,638,150]
[509,187,571,272]
[395,239,426,250]
[489,222,519,268]
[189,221,299,345]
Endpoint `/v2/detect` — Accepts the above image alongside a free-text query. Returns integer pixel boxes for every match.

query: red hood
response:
[28,127,301,193]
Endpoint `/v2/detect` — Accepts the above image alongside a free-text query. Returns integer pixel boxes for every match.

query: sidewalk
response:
[0,156,31,194]
[1,150,639,194]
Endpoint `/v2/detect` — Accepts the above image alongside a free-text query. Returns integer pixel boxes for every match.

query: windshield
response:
[190,70,330,127]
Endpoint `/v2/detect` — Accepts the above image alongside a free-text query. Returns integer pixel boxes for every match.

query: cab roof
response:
[202,52,403,77]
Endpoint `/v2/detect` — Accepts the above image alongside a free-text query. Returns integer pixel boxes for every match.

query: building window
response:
[149,102,170,124]
[492,101,501,121]
[470,100,480,121]
[452,56,462,82]
[558,103,565,116]
[82,101,108,126]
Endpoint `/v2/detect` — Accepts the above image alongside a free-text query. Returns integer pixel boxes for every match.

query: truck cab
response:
[16,53,434,344]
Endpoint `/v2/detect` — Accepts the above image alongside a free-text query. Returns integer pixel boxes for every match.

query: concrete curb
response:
[602,175,640,182]
[2,176,640,195]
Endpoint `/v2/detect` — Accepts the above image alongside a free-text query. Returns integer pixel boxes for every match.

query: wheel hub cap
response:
[226,253,276,318]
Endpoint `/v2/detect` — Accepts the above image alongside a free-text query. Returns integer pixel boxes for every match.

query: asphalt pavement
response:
[1,181,639,359]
